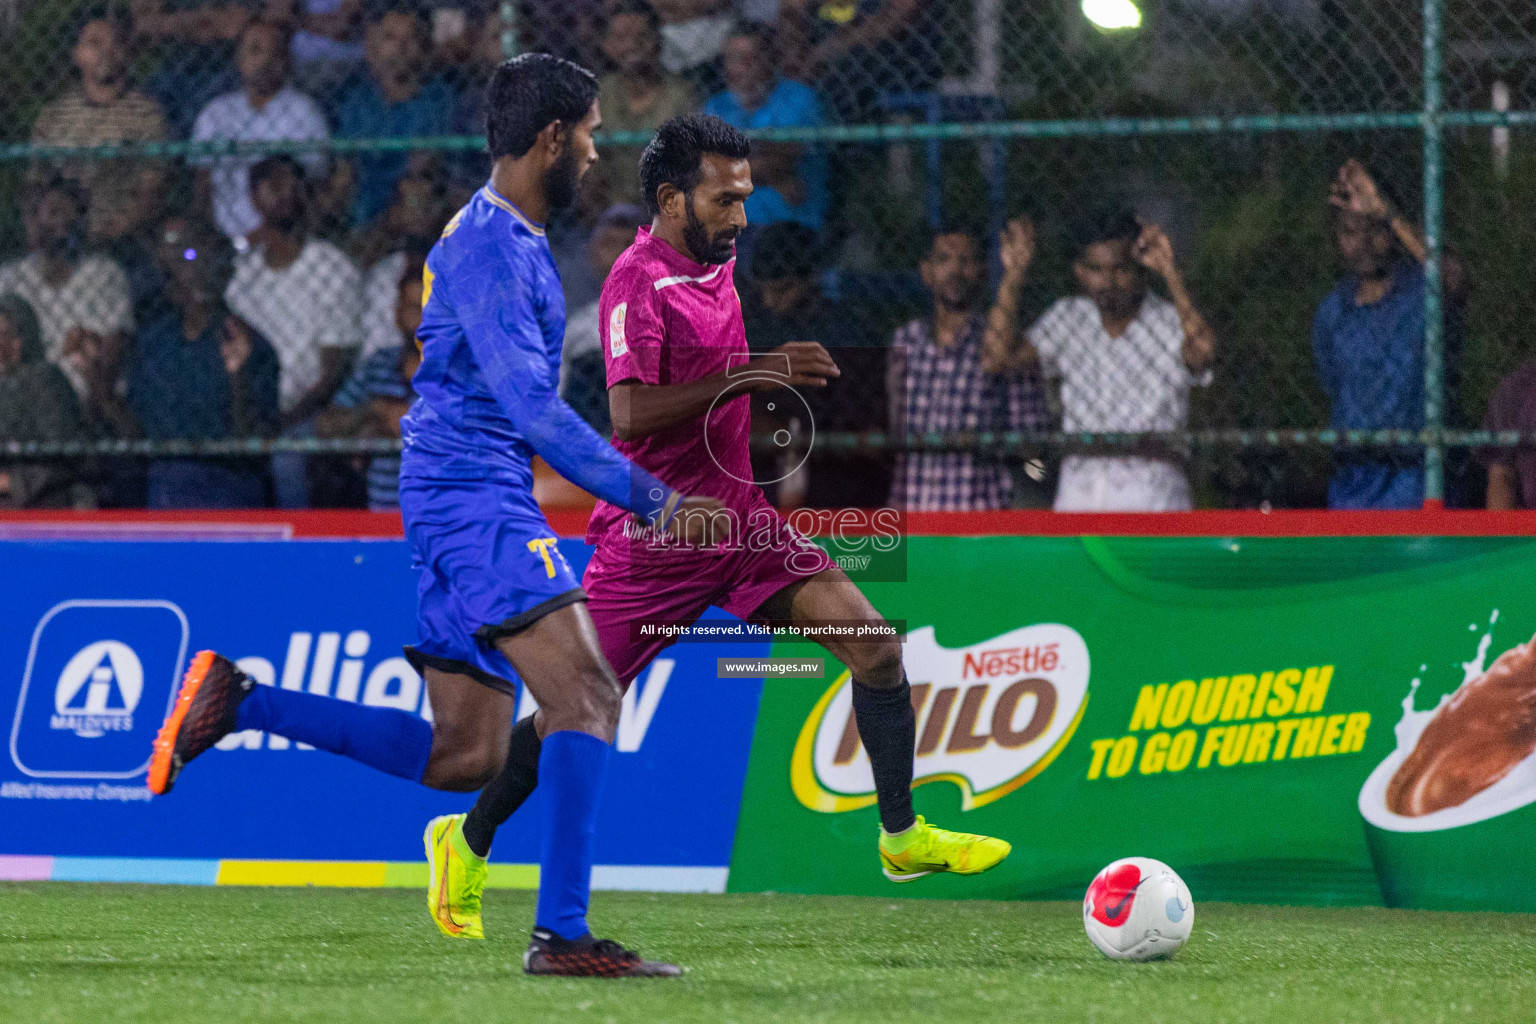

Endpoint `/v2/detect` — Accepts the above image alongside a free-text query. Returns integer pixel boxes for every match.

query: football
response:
[1083,857,1195,961]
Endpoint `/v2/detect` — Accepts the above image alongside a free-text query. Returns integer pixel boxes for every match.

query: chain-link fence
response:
[0,0,1531,511]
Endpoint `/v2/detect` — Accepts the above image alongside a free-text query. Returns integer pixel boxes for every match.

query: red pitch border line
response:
[1,508,1535,539]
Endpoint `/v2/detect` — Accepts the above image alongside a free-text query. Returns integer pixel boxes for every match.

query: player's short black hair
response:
[638,113,752,216]
[605,0,661,36]
[250,154,304,189]
[923,222,984,259]
[485,53,600,161]
[751,223,823,281]
[366,0,430,34]
[28,174,89,216]
[240,16,295,52]
[725,21,776,54]
[1072,207,1141,256]
[72,4,133,45]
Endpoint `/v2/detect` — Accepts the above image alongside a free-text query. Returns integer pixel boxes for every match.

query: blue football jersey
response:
[400,185,673,519]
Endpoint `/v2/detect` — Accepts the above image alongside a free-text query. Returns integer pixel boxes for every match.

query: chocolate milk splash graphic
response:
[1386,611,1536,817]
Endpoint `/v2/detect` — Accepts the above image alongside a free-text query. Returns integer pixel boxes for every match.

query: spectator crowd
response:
[0,1,1531,513]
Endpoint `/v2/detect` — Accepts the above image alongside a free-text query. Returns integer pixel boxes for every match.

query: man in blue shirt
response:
[1313,159,1466,509]
[126,217,279,507]
[150,54,717,975]
[705,24,828,230]
[334,4,456,226]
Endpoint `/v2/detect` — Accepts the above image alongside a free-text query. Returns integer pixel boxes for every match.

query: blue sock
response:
[235,685,433,783]
[534,730,611,941]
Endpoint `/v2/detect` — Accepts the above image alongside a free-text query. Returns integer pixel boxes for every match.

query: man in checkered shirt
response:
[887,224,1050,511]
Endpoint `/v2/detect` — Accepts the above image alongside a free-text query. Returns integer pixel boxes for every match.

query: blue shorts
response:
[399,477,581,695]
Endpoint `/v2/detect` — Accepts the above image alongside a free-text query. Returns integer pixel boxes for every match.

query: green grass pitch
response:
[3,883,1535,1023]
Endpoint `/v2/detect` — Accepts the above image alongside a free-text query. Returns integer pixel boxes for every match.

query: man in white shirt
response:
[656,0,736,82]
[0,177,133,400]
[225,155,361,506]
[193,19,330,243]
[986,210,1218,511]
[354,167,454,360]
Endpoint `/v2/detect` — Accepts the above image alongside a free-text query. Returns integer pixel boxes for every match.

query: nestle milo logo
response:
[792,623,1090,812]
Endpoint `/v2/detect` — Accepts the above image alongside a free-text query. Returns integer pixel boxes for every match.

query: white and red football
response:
[1083,856,1194,961]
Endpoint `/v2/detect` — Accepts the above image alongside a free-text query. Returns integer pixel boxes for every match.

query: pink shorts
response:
[583,522,835,686]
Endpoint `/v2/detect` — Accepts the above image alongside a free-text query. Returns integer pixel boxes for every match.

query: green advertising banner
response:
[729,535,1536,911]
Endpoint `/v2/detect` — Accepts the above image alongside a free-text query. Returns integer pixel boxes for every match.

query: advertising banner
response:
[6,529,1535,910]
[0,540,765,891]
[729,535,1536,911]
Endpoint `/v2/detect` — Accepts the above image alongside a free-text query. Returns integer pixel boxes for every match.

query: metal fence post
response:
[1422,0,1446,507]
[499,1,519,60]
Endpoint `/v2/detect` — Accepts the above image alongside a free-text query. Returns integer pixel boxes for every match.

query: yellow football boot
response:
[424,813,487,939]
[878,815,1012,882]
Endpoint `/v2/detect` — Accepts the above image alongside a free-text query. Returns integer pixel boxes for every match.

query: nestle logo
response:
[963,644,1060,679]
[796,624,1090,812]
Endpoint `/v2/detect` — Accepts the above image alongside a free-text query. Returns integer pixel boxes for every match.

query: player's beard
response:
[262,206,303,236]
[543,141,582,212]
[683,193,738,265]
[1091,284,1143,323]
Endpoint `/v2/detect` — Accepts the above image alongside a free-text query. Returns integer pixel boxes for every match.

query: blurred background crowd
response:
[0,0,1533,512]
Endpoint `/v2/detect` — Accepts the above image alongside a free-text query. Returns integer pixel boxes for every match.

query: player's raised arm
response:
[1133,220,1216,374]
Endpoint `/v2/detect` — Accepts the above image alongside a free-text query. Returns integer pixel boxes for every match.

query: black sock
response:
[461,714,542,858]
[851,677,916,834]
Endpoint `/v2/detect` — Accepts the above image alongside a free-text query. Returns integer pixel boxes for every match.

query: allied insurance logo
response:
[52,641,145,737]
[9,600,189,779]
[792,624,1090,812]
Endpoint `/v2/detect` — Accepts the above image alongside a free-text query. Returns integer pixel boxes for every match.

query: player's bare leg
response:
[419,667,514,790]
[419,668,517,941]
[754,566,906,690]
[493,602,620,742]
[753,566,913,825]
[491,602,680,977]
[754,566,1012,881]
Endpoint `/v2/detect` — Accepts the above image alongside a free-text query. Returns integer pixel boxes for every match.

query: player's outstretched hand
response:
[1132,221,1177,281]
[1329,158,1391,220]
[750,341,840,390]
[999,216,1035,283]
[668,495,729,547]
